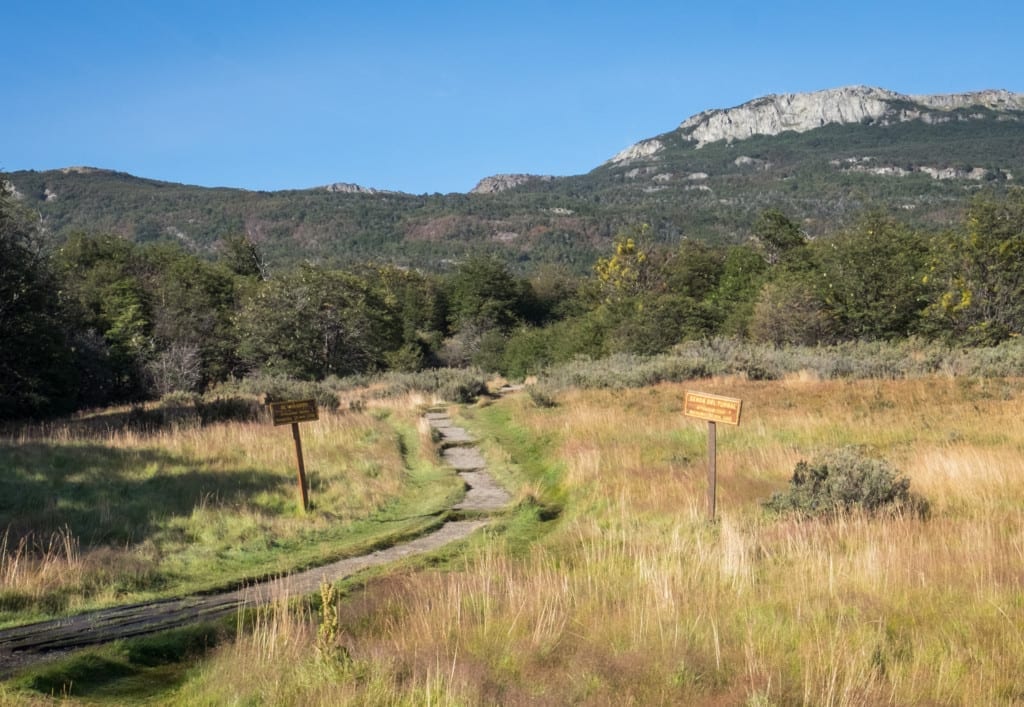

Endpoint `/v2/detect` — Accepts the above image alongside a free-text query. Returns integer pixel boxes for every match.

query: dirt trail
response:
[0,409,509,678]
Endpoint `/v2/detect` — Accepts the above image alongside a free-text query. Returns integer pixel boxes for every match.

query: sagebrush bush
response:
[359,368,490,403]
[536,336,1024,392]
[526,384,559,408]
[764,447,930,519]
[208,375,340,412]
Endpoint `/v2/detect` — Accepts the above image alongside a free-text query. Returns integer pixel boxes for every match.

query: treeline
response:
[3,180,1023,420]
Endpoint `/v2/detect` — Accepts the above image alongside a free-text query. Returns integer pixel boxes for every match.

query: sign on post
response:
[269,399,318,511]
[683,391,742,426]
[269,399,319,426]
[684,391,742,521]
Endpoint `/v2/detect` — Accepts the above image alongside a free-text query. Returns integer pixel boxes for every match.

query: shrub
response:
[196,396,264,425]
[208,375,340,412]
[526,384,559,408]
[764,447,929,519]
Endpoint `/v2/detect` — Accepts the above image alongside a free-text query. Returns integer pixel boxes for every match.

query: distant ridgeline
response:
[7,86,1024,273]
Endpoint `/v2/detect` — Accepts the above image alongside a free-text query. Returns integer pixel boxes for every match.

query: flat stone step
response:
[454,470,512,511]
[441,446,486,471]
[434,425,475,444]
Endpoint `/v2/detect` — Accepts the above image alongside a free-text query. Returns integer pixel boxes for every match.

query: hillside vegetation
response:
[5,174,1024,421]
[6,99,1024,272]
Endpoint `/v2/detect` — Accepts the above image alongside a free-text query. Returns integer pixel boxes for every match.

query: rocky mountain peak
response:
[607,86,1024,165]
[323,182,384,195]
[679,86,1024,148]
[470,174,553,194]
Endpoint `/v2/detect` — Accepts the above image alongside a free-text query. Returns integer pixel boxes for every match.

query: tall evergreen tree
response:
[0,181,76,418]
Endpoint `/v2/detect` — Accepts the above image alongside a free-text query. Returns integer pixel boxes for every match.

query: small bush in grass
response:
[526,384,559,408]
[196,396,263,425]
[764,447,930,519]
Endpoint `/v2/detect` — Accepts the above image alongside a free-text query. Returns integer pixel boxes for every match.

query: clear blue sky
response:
[3,1,1022,194]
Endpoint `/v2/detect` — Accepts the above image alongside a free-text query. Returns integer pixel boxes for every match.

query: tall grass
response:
[0,393,456,626]
[160,376,1024,705]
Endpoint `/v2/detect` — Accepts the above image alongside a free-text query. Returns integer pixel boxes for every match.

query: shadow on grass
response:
[2,397,266,442]
[13,623,226,701]
[0,442,286,548]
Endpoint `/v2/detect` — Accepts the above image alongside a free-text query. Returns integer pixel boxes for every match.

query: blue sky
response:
[3,1,1022,194]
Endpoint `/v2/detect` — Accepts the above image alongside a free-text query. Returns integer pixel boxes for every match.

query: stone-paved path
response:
[0,409,510,678]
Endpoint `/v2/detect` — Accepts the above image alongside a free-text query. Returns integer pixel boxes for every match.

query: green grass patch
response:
[0,409,463,628]
[6,622,227,702]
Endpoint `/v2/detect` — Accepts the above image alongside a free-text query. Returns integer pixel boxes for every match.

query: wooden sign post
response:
[683,391,742,521]
[269,399,319,512]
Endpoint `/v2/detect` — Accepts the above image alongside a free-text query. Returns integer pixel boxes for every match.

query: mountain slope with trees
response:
[6,87,1023,274]
[4,86,1024,420]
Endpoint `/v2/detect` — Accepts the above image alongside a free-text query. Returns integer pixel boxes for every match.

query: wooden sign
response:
[683,390,743,521]
[268,399,319,512]
[683,391,742,426]
[270,399,319,426]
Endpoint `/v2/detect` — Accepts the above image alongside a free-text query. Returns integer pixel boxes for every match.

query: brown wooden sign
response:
[683,390,743,521]
[270,399,319,426]
[268,399,318,512]
[683,391,742,426]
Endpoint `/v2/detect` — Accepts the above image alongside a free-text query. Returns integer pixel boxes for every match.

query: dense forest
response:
[3,174,1024,420]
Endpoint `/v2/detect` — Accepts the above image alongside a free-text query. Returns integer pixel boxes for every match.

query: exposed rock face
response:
[912,89,1024,111]
[470,174,553,194]
[607,86,1024,163]
[677,86,1024,147]
[831,156,1012,181]
[680,86,898,146]
[323,182,385,194]
[1,179,22,199]
[734,156,770,170]
[606,139,665,165]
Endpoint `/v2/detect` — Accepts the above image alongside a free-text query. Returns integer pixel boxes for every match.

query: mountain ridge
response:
[6,85,1024,273]
[607,86,1024,166]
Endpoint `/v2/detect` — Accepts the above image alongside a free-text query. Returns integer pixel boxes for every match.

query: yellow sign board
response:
[683,391,742,426]
[269,399,319,426]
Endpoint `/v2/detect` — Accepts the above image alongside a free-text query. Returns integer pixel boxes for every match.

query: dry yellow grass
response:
[140,378,1024,703]
[0,400,443,620]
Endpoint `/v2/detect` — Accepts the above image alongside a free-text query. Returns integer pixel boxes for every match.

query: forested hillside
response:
[6,97,1023,274]
[4,170,1024,419]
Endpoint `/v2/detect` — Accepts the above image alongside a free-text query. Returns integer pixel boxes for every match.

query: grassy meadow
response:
[0,393,461,627]
[167,375,1024,705]
[5,373,1024,704]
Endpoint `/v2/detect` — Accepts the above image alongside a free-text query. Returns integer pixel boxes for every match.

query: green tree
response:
[924,190,1024,343]
[141,244,242,390]
[814,213,929,340]
[217,233,267,280]
[55,233,153,399]
[0,182,76,418]
[748,273,836,346]
[446,255,525,332]
[658,240,725,301]
[707,245,769,336]
[236,265,398,379]
[357,264,447,365]
[441,256,529,367]
[752,209,807,265]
